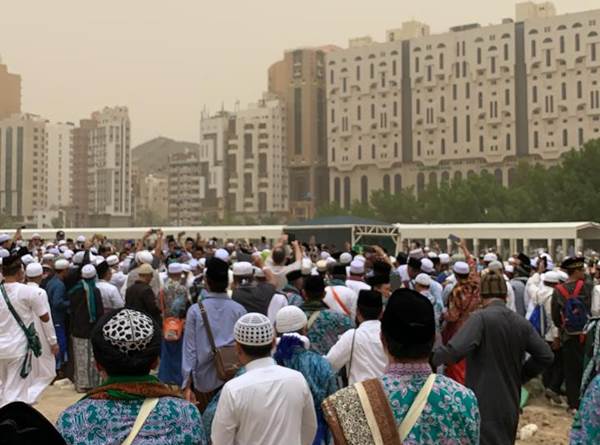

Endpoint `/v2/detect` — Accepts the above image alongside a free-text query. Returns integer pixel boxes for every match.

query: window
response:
[478,92,483,109]
[294,87,302,154]
[331,108,335,123]
[466,115,471,142]
[579,127,584,146]
[560,36,565,53]
[440,96,445,112]
[545,49,551,67]
[561,82,567,100]
[416,99,421,114]
[456,41,460,57]
[415,57,420,73]
[453,117,458,143]
[439,53,444,69]
[506,133,511,151]
[356,65,361,80]
[532,85,538,103]
[394,142,399,157]
[479,135,484,152]
[417,140,422,156]
[357,105,362,120]
[370,63,374,78]
[575,34,581,51]
[452,84,458,100]
[343,177,350,209]
[505,89,510,106]
[577,80,583,99]
[244,133,253,158]
[381,72,386,87]
[592,43,597,62]
[371,104,375,119]
[477,48,482,64]
[563,129,568,146]
[361,176,368,204]
[441,138,446,155]
[358,145,362,160]
[394,174,402,193]
[462,61,467,77]
[392,60,397,76]
[455,62,460,78]
[383,175,391,194]
[504,43,509,61]
[330,70,334,85]
[371,144,376,159]
[393,101,398,117]
[427,65,432,82]
[244,173,252,197]
[465,83,470,99]
[533,131,539,148]
[491,57,496,74]
[342,77,347,93]
[531,40,536,57]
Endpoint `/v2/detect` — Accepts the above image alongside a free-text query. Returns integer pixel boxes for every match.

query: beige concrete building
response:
[0,60,21,120]
[87,106,132,226]
[327,2,600,207]
[138,174,168,222]
[199,111,236,221]
[71,118,97,227]
[226,93,288,220]
[268,48,331,221]
[45,122,74,210]
[0,113,47,223]
[168,149,202,225]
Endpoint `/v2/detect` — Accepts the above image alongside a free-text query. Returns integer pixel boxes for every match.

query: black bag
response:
[1,283,43,378]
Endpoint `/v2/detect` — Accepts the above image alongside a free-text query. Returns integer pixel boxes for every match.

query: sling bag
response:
[122,398,159,445]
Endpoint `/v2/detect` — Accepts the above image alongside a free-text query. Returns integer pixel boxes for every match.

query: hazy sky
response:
[1,0,597,145]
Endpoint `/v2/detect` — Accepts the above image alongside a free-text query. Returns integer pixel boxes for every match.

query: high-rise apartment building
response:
[226,93,288,220]
[0,60,21,120]
[268,48,331,220]
[0,114,47,223]
[327,2,600,206]
[138,174,168,222]
[199,111,235,221]
[168,149,202,225]
[45,122,74,210]
[71,119,96,227]
[87,106,132,226]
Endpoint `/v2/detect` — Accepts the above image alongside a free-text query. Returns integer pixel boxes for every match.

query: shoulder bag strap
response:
[346,329,357,381]
[122,397,159,445]
[354,379,402,445]
[556,284,570,299]
[0,283,30,336]
[398,374,437,441]
[572,280,585,298]
[307,310,321,330]
[198,301,217,353]
[331,287,351,316]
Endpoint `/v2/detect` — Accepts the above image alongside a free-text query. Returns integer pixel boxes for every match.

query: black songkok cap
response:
[561,256,585,271]
[304,275,325,294]
[286,269,303,282]
[95,261,109,278]
[358,290,383,310]
[407,257,422,270]
[205,257,229,282]
[331,264,347,276]
[381,289,434,345]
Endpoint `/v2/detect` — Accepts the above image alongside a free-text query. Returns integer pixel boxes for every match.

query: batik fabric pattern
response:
[302,300,353,355]
[72,336,100,391]
[570,374,600,445]
[283,284,304,307]
[57,396,207,445]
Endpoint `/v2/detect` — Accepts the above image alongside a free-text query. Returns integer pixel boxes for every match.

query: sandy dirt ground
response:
[35,379,573,443]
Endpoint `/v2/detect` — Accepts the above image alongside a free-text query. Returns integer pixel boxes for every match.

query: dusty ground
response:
[35,379,573,443]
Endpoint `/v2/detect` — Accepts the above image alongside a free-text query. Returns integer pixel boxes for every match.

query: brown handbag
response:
[198,300,240,381]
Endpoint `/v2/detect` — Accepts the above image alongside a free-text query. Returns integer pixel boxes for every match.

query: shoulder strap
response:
[572,280,585,298]
[556,284,570,299]
[198,301,217,352]
[331,287,351,316]
[347,329,357,380]
[398,374,436,441]
[0,283,30,336]
[122,398,159,445]
[354,379,402,445]
[307,310,321,330]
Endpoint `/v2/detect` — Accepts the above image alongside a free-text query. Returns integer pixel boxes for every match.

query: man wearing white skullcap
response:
[123,250,160,298]
[339,252,352,265]
[212,313,317,445]
[345,259,371,294]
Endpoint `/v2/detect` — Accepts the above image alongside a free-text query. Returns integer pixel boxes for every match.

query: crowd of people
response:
[0,227,599,444]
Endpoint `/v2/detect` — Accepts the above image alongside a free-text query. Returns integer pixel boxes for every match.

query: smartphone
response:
[287,233,296,244]
[448,234,461,244]
[20,225,27,229]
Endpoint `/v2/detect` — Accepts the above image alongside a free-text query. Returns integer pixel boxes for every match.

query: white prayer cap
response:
[95,256,106,266]
[339,252,353,265]
[168,263,184,274]
[415,273,432,287]
[349,260,365,275]
[409,248,424,259]
[90,247,98,255]
[301,258,313,275]
[542,271,560,284]
[483,253,498,263]
[48,247,60,256]
[199,258,206,267]
[276,306,308,334]
[54,259,70,271]
[59,245,68,253]
[81,264,97,279]
[58,240,67,246]
[21,254,36,266]
[420,258,435,274]
[488,260,504,272]
[42,253,55,261]
[316,259,328,272]
[505,264,514,274]
[46,242,55,249]
[254,267,265,278]
[325,257,336,266]
[439,254,450,265]
[453,261,470,275]
[354,255,366,263]
[320,251,331,260]
[74,251,88,264]
[26,262,43,278]
[135,250,154,265]
[106,255,119,267]
[234,313,274,346]
[214,248,230,262]
[0,248,9,258]
[428,251,438,259]
[557,271,569,282]
[0,233,11,243]
[76,235,86,243]
[181,264,191,273]
[232,261,253,276]
[31,232,41,239]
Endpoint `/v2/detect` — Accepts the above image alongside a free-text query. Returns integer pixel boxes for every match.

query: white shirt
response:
[326,320,387,385]
[96,280,125,311]
[267,293,288,325]
[212,357,317,445]
[592,285,600,317]
[0,282,48,359]
[345,278,371,295]
[324,285,358,321]
[110,270,127,290]
[531,283,559,342]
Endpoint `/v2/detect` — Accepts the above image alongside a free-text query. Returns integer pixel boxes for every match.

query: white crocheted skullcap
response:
[73,251,85,264]
[102,309,155,354]
[276,306,308,334]
[339,252,353,265]
[234,313,274,346]
[135,250,154,265]
[106,255,119,267]
[26,262,43,278]
[81,264,97,279]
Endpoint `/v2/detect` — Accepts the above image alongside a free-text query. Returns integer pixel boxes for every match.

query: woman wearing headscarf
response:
[57,308,207,445]
[68,264,104,392]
